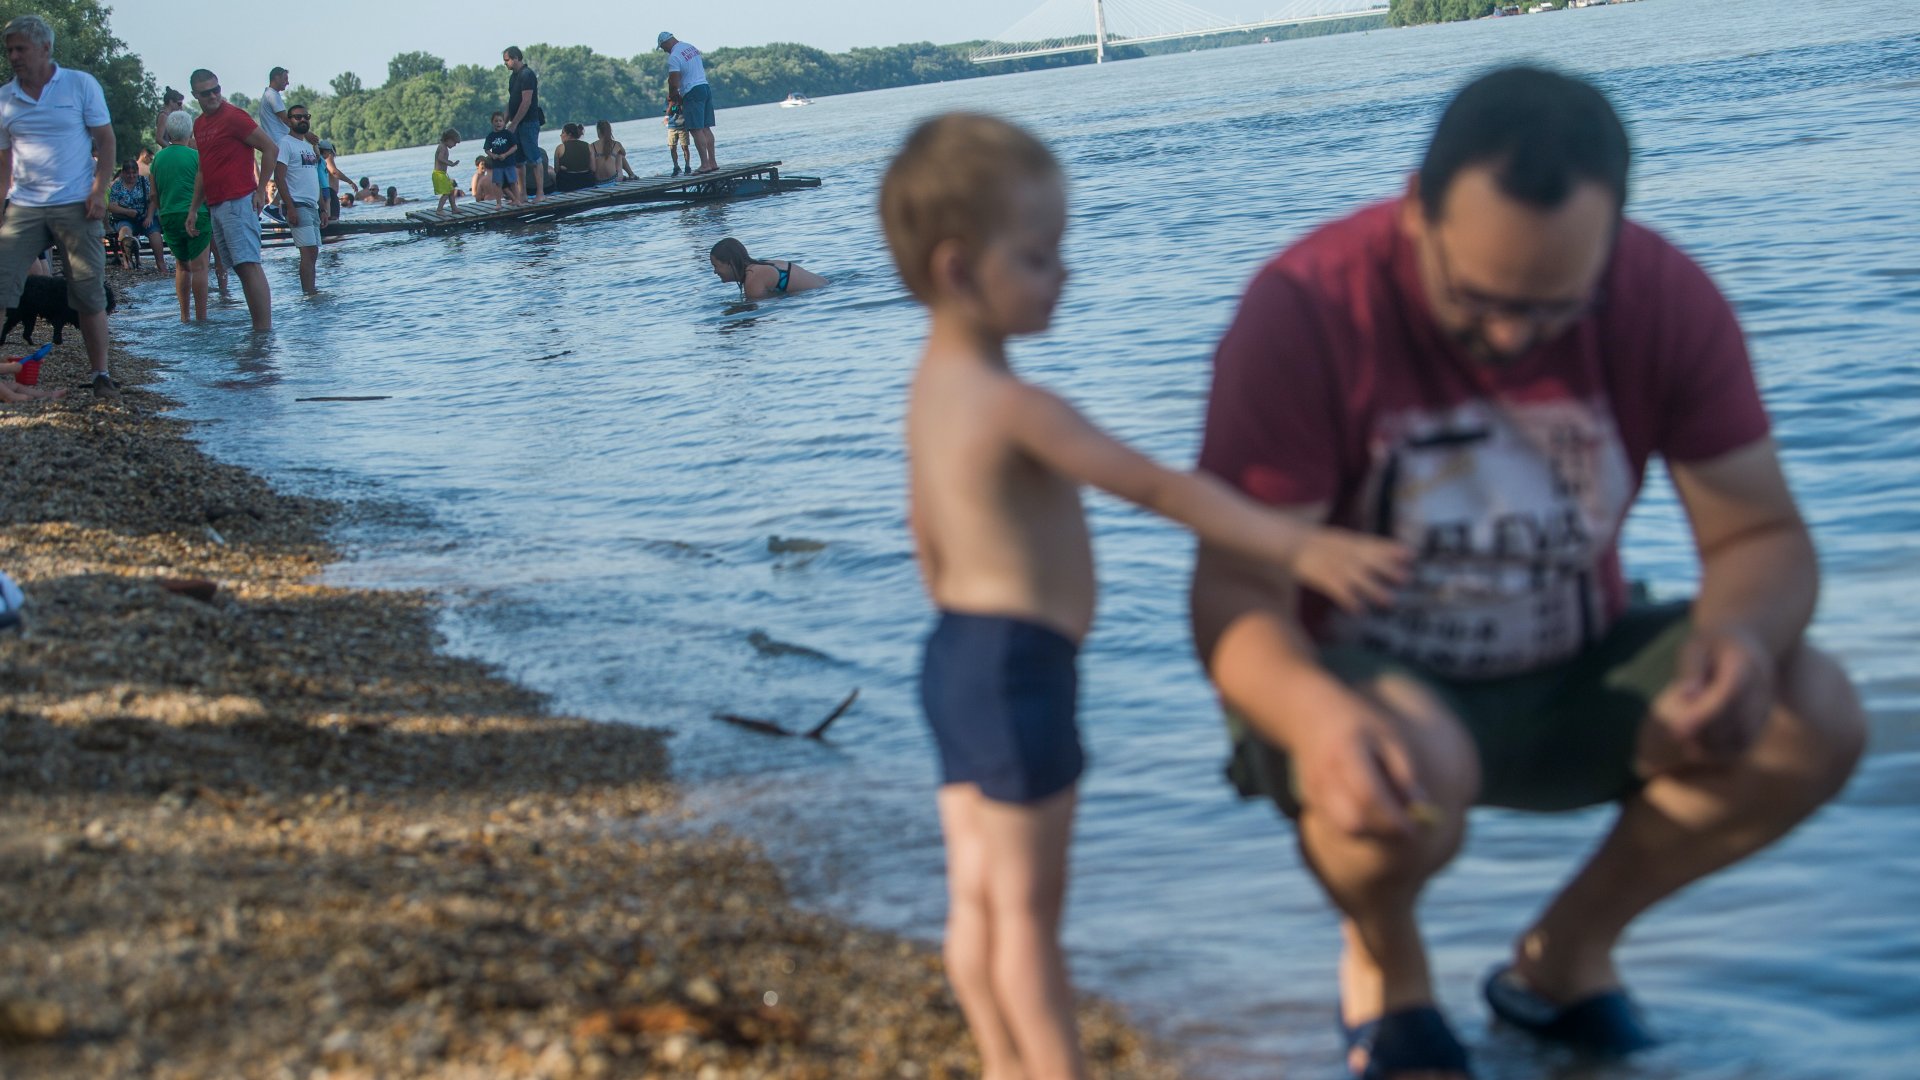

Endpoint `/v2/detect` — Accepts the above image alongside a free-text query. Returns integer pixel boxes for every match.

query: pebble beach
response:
[0,281,1176,1079]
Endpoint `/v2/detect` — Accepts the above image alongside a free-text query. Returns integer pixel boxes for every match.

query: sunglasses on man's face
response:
[290,115,310,122]
[194,86,220,98]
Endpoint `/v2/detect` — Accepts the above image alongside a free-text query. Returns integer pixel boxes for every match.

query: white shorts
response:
[289,201,321,249]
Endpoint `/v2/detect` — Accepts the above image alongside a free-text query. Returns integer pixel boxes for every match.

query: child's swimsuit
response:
[774,262,792,293]
[920,610,1083,803]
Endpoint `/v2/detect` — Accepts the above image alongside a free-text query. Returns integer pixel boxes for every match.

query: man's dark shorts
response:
[1226,602,1692,815]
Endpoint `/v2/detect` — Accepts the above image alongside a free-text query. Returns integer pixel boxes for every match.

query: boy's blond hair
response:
[879,113,1060,302]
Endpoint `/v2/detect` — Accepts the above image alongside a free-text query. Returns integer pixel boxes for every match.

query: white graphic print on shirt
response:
[1329,395,1634,678]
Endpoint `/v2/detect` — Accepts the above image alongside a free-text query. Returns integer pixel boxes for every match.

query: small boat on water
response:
[780,93,813,108]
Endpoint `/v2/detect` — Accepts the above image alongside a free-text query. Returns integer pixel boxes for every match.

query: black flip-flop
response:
[1341,1004,1473,1079]
[1483,964,1658,1056]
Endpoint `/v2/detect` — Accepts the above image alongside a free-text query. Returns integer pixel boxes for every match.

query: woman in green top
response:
[150,111,214,322]
[552,123,597,192]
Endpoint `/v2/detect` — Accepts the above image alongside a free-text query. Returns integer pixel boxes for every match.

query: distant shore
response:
[0,277,1175,1078]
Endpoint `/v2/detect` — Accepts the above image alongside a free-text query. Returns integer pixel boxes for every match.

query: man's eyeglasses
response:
[1430,231,1598,327]
[193,86,220,99]
[289,115,310,122]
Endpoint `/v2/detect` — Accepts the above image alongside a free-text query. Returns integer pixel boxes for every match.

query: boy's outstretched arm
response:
[1004,383,1406,612]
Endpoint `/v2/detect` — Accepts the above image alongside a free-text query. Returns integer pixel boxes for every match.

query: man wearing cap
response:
[657,32,717,175]
[0,14,118,398]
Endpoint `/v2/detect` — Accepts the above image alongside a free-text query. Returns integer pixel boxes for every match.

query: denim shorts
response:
[515,120,542,168]
[207,196,263,267]
[680,83,715,129]
[491,165,519,187]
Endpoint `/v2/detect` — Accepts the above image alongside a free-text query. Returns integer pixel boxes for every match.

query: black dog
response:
[4,274,116,345]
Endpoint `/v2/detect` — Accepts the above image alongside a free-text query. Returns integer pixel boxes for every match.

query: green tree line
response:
[253,14,1385,155]
[1388,0,1555,26]
[0,0,1383,161]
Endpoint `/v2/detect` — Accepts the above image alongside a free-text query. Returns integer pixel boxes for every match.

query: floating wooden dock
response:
[360,161,819,235]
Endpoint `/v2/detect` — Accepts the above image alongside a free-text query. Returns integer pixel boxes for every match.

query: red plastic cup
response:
[15,358,40,386]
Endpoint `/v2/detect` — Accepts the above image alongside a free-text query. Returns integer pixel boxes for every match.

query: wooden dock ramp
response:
[388,161,817,234]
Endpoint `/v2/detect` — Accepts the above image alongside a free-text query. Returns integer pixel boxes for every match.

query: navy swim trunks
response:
[920,611,1083,804]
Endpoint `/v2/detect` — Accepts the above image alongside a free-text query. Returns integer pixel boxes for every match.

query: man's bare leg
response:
[1508,641,1865,1004]
[234,263,271,331]
[298,246,318,294]
[695,129,718,173]
[1293,676,1478,1079]
[938,785,1027,1080]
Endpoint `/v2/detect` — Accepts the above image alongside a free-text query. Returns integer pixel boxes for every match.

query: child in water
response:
[666,100,691,177]
[432,127,461,213]
[880,112,1410,1078]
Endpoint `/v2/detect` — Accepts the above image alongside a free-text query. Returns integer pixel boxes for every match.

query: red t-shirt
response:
[192,103,261,205]
[1197,200,1768,678]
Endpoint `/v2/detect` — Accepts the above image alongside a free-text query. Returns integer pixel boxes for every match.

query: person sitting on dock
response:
[709,237,825,301]
[591,120,636,183]
[470,155,498,203]
[552,122,596,192]
[1188,66,1867,1080]
[482,112,522,207]
[432,128,461,213]
[657,32,717,174]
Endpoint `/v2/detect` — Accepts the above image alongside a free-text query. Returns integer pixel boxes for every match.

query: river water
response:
[113,1,1919,1075]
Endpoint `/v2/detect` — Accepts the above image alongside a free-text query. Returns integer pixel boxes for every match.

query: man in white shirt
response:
[656,32,717,175]
[258,66,290,143]
[273,102,322,293]
[0,14,117,399]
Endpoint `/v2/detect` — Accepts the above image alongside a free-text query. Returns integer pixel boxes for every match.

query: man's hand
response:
[85,191,106,221]
[285,203,300,227]
[1648,627,1774,771]
[252,187,269,212]
[1291,694,1429,839]
[185,215,198,239]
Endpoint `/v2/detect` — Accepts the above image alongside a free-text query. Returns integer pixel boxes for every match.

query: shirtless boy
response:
[432,128,461,213]
[880,113,1411,1079]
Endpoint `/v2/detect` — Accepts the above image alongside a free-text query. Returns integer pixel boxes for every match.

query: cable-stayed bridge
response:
[972,0,1389,64]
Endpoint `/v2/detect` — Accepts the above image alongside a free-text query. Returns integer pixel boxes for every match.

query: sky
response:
[112,0,1051,98]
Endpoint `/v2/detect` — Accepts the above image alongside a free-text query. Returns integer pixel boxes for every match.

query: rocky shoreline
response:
[0,286,1176,1078]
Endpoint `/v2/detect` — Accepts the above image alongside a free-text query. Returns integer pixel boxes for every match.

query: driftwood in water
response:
[714,688,858,740]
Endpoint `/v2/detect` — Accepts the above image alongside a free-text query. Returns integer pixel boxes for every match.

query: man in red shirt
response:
[183,69,277,331]
[1190,66,1864,1078]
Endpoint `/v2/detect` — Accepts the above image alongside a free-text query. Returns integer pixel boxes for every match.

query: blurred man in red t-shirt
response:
[1190,66,1864,1079]
[184,69,278,331]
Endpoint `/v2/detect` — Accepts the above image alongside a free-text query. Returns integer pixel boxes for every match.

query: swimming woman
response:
[709,236,826,301]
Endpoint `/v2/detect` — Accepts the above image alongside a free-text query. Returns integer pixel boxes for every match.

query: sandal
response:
[1483,964,1657,1056]
[1341,1004,1473,1079]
